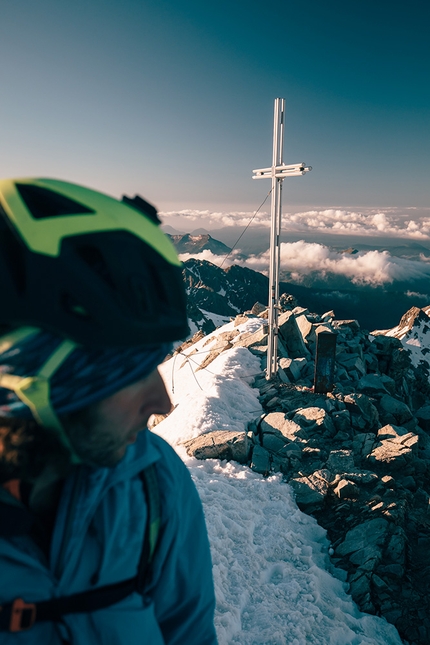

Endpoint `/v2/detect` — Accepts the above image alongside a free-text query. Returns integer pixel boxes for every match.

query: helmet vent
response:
[77,245,115,289]
[16,184,95,219]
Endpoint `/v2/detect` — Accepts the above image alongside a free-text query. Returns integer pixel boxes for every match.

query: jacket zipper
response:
[55,466,84,579]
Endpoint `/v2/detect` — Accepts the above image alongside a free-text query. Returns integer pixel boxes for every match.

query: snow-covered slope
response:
[372,305,430,375]
[153,320,403,645]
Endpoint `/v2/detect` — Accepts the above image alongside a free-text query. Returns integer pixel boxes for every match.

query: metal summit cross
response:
[252,98,312,380]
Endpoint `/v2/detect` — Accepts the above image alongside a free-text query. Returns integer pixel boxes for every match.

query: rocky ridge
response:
[178,302,430,645]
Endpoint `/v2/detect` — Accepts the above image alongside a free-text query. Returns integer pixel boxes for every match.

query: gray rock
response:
[289,476,327,511]
[385,528,406,565]
[334,479,360,499]
[235,327,268,350]
[295,314,315,344]
[378,395,415,429]
[378,563,405,578]
[349,571,371,600]
[352,433,376,459]
[279,357,302,382]
[343,470,379,485]
[416,405,430,432]
[326,449,355,473]
[344,393,380,430]
[260,413,307,442]
[336,518,389,557]
[367,424,419,470]
[251,302,267,316]
[357,374,389,396]
[261,432,302,458]
[371,335,402,353]
[380,374,396,395]
[337,354,367,377]
[293,407,336,437]
[250,445,271,475]
[184,430,250,463]
[350,545,382,566]
[278,311,311,359]
[334,319,361,334]
[364,352,379,372]
[248,344,268,357]
[332,410,351,434]
[321,310,335,321]
[372,574,389,590]
[292,306,309,316]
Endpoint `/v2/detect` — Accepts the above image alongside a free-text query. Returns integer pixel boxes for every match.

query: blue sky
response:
[1,0,429,222]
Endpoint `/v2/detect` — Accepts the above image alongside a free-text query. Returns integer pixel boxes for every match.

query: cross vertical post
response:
[252,98,312,380]
[267,98,285,379]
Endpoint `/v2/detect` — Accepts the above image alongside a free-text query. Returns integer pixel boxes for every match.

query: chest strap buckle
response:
[9,598,37,632]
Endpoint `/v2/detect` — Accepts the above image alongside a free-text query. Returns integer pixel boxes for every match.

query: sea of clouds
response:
[179,241,430,288]
[161,206,430,240]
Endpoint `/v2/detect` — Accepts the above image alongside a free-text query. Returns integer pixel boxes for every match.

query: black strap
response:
[0,577,138,630]
[0,464,161,632]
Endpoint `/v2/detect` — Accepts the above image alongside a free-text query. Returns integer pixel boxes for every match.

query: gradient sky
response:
[1,0,429,219]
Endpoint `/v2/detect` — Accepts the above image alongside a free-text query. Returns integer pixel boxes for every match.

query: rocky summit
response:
[178,301,430,645]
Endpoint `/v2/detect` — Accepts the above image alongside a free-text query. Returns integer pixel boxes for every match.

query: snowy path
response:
[155,320,403,645]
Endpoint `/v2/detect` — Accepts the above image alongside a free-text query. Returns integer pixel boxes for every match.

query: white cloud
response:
[180,241,430,287]
[405,290,429,300]
[179,249,233,266]
[161,206,430,240]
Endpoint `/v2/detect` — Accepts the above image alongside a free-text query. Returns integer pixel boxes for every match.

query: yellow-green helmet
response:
[0,178,189,347]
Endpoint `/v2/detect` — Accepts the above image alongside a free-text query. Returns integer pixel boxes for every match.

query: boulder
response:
[184,430,249,463]
[260,412,307,442]
[278,311,311,359]
[344,393,379,431]
[251,302,267,315]
[336,518,389,557]
[380,374,396,395]
[416,405,430,432]
[357,374,389,396]
[377,395,415,430]
[337,354,366,377]
[295,314,315,345]
[352,433,376,459]
[293,407,336,437]
[326,449,355,474]
[289,475,327,512]
[364,352,379,373]
[321,310,335,322]
[367,424,419,470]
[332,410,351,434]
[334,319,361,334]
[250,445,271,475]
[279,357,303,382]
[235,326,268,350]
[334,479,360,499]
[261,432,302,458]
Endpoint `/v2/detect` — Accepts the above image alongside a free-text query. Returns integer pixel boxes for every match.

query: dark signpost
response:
[314,331,337,394]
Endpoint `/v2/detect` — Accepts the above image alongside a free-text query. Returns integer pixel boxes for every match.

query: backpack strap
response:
[0,464,161,633]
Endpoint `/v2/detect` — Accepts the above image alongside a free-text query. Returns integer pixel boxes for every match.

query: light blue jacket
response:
[0,430,218,644]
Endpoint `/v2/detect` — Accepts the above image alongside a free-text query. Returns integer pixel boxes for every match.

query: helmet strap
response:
[0,332,82,464]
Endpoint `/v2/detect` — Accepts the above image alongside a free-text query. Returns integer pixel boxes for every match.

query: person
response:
[0,178,218,644]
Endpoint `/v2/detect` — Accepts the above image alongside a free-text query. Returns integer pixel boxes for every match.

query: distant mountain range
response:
[163,230,430,334]
[182,258,430,335]
[167,232,231,256]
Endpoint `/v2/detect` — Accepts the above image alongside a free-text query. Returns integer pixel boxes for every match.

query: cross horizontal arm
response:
[252,164,312,179]
[252,163,305,173]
